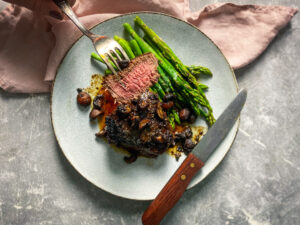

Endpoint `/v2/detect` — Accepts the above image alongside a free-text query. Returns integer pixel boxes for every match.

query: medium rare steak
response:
[104,53,160,102]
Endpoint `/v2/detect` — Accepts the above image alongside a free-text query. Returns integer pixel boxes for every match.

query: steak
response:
[104,90,175,159]
[104,53,160,103]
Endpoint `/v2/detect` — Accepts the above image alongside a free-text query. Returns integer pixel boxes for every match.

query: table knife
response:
[142,89,247,225]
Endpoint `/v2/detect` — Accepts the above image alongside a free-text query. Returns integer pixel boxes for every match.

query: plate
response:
[51,12,238,200]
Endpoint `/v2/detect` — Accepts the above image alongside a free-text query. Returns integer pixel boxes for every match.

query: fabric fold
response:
[0,1,298,93]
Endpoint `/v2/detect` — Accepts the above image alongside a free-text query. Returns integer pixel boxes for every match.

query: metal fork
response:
[53,0,129,75]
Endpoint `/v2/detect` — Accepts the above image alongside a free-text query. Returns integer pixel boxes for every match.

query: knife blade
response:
[193,88,247,161]
[142,89,247,225]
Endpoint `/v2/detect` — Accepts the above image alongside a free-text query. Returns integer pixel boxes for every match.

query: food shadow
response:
[95,135,168,173]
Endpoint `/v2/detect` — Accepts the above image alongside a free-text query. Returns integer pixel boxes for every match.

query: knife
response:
[142,89,247,225]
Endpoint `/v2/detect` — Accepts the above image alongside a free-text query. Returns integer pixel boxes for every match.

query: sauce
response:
[167,125,207,160]
[83,74,117,131]
[97,89,117,131]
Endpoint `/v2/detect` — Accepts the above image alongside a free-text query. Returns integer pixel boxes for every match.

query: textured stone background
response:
[0,0,299,225]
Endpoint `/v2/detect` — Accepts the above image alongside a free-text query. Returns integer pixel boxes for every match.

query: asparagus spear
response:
[199,83,208,90]
[114,36,135,60]
[104,69,111,75]
[129,40,143,56]
[168,111,175,129]
[172,109,181,125]
[91,52,118,71]
[152,82,165,100]
[187,65,213,77]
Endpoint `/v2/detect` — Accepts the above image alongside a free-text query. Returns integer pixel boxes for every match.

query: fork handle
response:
[53,0,96,40]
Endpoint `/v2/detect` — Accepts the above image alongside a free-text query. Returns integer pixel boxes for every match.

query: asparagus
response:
[134,16,215,124]
[199,83,208,90]
[114,36,135,60]
[168,111,175,129]
[144,35,210,92]
[152,82,165,100]
[129,40,143,56]
[187,65,213,77]
[148,36,207,111]
[104,69,111,75]
[91,52,102,61]
[135,16,200,89]
[172,109,181,125]
[91,52,118,71]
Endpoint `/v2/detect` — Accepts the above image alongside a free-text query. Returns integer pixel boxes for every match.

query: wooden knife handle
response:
[142,153,204,225]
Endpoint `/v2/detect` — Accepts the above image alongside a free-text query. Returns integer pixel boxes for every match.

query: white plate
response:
[51,12,238,200]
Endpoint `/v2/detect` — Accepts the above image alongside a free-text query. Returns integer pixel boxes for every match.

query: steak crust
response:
[105,91,174,159]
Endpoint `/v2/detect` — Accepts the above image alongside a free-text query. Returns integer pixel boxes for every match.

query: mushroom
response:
[156,103,167,120]
[183,139,196,152]
[162,101,174,110]
[93,94,104,109]
[179,108,191,121]
[89,109,104,120]
[77,91,91,106]
[188,113,197,123]
[183,127,193,139]
[139,119,151,130]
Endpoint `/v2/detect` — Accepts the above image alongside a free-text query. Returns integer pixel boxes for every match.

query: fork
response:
[53,0,129,75]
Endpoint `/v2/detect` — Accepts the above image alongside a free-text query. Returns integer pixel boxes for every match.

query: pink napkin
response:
[0,1,297,93]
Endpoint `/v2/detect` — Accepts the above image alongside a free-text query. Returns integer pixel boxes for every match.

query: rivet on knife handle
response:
[142,153,204,225]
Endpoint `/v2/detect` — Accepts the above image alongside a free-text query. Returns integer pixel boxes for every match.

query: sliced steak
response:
[104,53,160,103]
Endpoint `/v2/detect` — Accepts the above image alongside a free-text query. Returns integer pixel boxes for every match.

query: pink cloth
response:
[0,1,297,93]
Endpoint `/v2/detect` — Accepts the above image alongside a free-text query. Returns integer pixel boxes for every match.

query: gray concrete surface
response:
[0,0,299,225]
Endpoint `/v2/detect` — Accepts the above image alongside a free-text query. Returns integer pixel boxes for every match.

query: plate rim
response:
[50,11,239,200]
